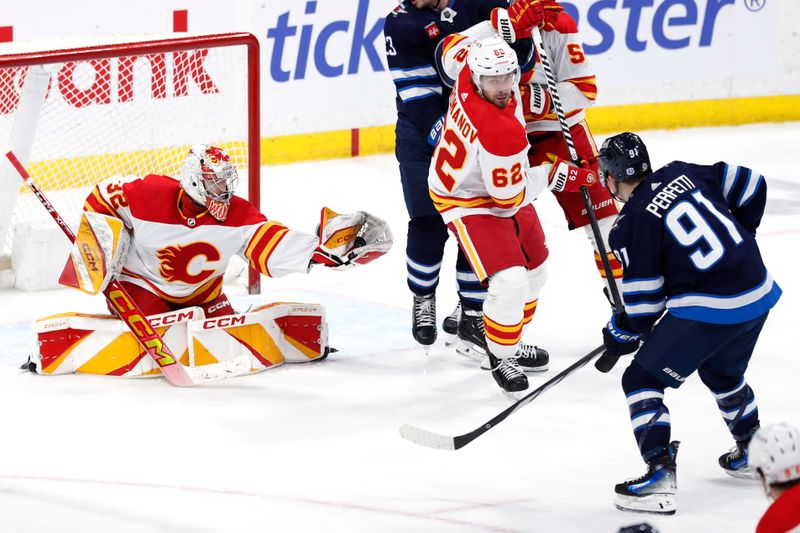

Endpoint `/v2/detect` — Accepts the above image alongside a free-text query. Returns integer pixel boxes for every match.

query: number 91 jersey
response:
[427,39,539,225]
[610,160,781,332]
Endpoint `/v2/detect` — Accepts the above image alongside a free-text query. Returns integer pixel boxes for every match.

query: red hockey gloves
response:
[521,83,551,121]
[547,155,597,193]
[491,0,562,43]
[602,313,642,359]
[311,207,393,270]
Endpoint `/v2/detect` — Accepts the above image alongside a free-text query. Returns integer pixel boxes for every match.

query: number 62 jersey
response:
[427,23,552,225]
[610,160,782,333]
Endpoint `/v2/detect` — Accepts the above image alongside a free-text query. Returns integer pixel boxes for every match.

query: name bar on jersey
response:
[645,175,696,218]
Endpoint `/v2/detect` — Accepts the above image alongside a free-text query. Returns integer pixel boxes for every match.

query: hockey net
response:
[0,33,260,291]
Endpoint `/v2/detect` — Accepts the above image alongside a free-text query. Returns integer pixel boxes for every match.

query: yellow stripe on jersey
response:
[491,189,526,209]
[429,190,496,211]
[441,34,467,57]
[252,227,290,277]
[452,218,487,281]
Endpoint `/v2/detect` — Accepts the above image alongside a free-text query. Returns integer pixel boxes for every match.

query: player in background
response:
[430,16,596,392]
[596,133,782,514]
[518,8,623,305]
[749,423,800,533]
[82,144,391,317]
[383,0,546,349]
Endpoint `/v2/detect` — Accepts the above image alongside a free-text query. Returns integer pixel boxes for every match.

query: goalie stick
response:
[529,27,623,373]
[399,345,605,450]
[6,151,249,387]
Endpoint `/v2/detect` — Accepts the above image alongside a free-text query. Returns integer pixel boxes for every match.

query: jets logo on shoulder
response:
[461,92,468,101]
[651,181,662,191]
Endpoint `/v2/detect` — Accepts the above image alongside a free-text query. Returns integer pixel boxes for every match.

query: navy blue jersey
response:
[383,0,509,139]
[610,161,781,332]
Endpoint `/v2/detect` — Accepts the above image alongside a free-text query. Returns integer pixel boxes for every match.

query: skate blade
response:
[444,332,458,347]
[722,467,757,480]
[519,363,549,373]
[455,341,485,362]
[614,493,676,515]
[502,389,526,402]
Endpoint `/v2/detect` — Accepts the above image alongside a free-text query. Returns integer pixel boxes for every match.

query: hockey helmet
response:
[748,422,800,485]
[597,132,651,187]
[180,144,238,222]
[466,36,520,99]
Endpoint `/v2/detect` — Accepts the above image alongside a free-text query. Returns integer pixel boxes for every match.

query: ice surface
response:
[0,123,797,532]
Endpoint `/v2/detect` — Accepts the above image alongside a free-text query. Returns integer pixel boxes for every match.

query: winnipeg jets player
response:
[597,132,781,514]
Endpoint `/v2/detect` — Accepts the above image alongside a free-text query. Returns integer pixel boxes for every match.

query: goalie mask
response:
[180,144,239,222]
[466,37,520,108]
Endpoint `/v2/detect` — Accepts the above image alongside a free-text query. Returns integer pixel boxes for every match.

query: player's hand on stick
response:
[602,313,642,359]
[311,207,393,270]
[547,155,597,193]
[491,0,562,43]
[522,83,551,121]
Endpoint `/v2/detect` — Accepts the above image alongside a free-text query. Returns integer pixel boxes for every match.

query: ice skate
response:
[442,301,461,347]
[454,309,487,361]
[614,441,679,515]
[718,440,755,479]
[479,343,549,372]
[516,343,549,372]
[486,352,528,392]
[412,294,437,350]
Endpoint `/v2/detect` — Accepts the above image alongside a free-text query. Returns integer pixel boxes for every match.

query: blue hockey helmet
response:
[597,132,651,187]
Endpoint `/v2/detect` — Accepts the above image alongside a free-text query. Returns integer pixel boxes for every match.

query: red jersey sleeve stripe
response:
[441,34,467,57]
[245,221,289,262]
[248,226,290,277]
[566,75,598,102]
[84,187,119,218]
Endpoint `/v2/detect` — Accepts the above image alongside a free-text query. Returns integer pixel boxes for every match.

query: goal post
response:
[0,32,261,293]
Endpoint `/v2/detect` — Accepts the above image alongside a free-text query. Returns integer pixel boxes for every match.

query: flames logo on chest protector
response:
[157,242,221,284]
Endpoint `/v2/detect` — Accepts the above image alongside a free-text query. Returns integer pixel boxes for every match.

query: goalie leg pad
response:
[189,303,328,370]
[31,303,328,378]
[33,307,201,377]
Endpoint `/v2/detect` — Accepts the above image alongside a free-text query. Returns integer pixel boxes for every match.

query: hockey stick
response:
[399,345,605,450]
[529,27,623,373]
[6,151,249,386]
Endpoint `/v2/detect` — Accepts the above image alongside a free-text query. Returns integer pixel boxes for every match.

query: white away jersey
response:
[428,22,551,224]
[84,174,317,304]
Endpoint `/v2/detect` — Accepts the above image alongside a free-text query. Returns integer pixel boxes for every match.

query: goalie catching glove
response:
[311,207,393,270]
[490,0,562,43]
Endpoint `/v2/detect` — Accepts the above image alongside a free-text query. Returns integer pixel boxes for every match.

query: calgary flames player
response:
[518,8,622,303]
[80,144,390,317]
[27,145,391,380]
[429,12,597,393]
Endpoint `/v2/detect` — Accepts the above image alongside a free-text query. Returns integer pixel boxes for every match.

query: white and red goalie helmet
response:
[180,144,239,222]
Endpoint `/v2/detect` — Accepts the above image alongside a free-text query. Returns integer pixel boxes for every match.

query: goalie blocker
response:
[29,302,329,378]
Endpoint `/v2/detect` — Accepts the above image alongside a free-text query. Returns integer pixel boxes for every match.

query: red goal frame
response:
[0,32,262,293]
